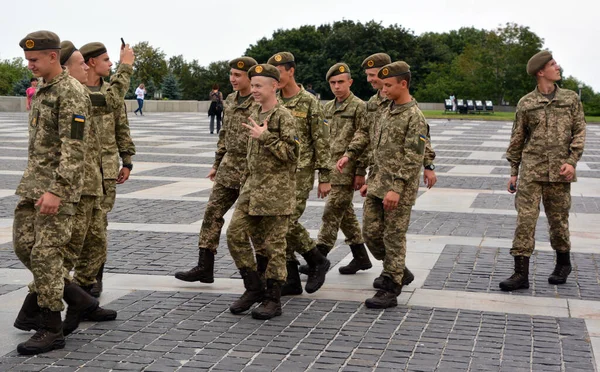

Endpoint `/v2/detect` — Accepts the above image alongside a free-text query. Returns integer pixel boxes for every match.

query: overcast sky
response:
[2,0,598,91]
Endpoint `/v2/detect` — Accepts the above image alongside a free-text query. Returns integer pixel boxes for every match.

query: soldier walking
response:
[500,51,586,291]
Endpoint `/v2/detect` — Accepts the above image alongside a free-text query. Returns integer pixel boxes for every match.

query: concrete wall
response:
[0,96,514,113]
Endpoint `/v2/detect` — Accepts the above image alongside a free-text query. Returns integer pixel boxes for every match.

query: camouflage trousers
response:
[13,198,76,311]
[316,184,363,250]
[511,180,571,257]
[63,195,99,281]
[73,179,116,286]
[198,181,240,253]
[363,195,412,286]
[227,188,289,282]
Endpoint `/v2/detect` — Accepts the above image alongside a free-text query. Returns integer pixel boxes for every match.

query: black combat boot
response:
[373,267,415,289]
[548,252,572,285]
[17,308,65,355]
[499,256,530,291]
[339,243,372,274]
[63,282,99,336]
[256,254,269,285]
[365,277,402,309]
[302,248,331,293]
[89,263,105,298]
[252,279,283,320]
[174,249,215,283]
[14,292,41,332]
[299,244,329,275]
[281,260,303,296]
[230,269,263,314]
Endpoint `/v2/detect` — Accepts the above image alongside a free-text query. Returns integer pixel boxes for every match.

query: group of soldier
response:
[13,27,586,358]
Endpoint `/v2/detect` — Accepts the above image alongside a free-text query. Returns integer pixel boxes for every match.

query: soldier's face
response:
[275,65,292,89]
[250,76,277,104]
[381,77,406,101]
[24,50,57,78]
[538,59,561,82]
[230,69,250,92]
[66,51,89,85]
[365,68,383,90]
[328,74,352,99]
[89,53,113,77]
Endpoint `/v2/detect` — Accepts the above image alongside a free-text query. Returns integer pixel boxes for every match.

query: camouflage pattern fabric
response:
[363,196,412,286]
[316,184,363,250]
[63,195,98,280]
[506,85,586,182]
[197,182,240,253]
[213,92,257,189]
[285,167,317,258]
[16,70,90,203]
[13,198,76,311]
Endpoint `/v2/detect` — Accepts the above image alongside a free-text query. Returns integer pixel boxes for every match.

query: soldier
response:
[174,57,258,283]
[59,41,134,334]
[227,64,299,320]
[360,52,438,289]
[12,31,89,355]
[500,51,586,291]
[313,63,372,275]
[70,42,136,298]
[264,52,331,296]
[338,61,431,308]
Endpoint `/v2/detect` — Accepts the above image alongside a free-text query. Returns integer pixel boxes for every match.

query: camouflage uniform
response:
[73,72,136,286]
[13,70,90,311]
[346,99,430,286]
[197,92,256,252]
[274,88,330,260]
[506,85,586,257]
[63,65,132,280]
[227,104,299,282]
[316,92,367,250]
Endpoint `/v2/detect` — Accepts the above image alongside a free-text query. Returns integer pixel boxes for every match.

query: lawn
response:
[422,110,600,123]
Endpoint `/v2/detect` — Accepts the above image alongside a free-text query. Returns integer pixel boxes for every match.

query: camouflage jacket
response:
[81,64,133,195]
[346,100,430,204]
[243,104,299,216]
[506,85,586,182]
[16,70,90,203]
[278,87,331,183]
[366,92,435,172]
[323,92,368,185]
[92,71,136,180]
[213,92,256,189]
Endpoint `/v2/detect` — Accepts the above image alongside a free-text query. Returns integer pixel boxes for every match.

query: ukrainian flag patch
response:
[294,136,300,144]
[73,115,85,123]
[71,114,86,140]
[419,135,427,142]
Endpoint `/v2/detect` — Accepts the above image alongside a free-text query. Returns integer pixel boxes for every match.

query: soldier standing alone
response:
[500,51,586,291]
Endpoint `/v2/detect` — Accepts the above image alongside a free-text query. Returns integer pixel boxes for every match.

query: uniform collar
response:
[39,68,68,91]
[534,83,561,103]
[333,91,355,112]
[277,86,306,108]
[234,91,254,109]
[389,98,417,115]
[375,90,389,106]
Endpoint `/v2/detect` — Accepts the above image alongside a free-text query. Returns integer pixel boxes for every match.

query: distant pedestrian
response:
[450,93,456,112]
[306,83,317,96]
[25,78,38,110]
[208,84,224,134]
[134,83,145,115]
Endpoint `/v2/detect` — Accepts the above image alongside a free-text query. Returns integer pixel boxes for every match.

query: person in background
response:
[306,83,317,96]
[208,84,224,134]
[25,78,38,110]
[134,83,145,115]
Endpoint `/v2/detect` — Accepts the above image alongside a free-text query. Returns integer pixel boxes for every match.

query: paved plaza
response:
[0,112,599,371]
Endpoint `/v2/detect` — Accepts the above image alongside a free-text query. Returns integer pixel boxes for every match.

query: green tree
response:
[0,58,30,96]
[131,41,168,99]
[161,72,181,100]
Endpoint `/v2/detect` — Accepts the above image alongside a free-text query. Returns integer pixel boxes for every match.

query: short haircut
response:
[281,61,296,71]
[212,83,219,90]
[396,72,411,88]
[30,77,37,83]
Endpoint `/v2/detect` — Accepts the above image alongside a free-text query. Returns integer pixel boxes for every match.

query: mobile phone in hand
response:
[121,38,126,49]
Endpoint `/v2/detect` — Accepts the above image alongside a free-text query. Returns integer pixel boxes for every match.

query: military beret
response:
[326,63,350,81]
[59,41,78,66]
[19,30,61,51]
[248,64,280,82]
[80,42,107,62]
[361,53,391,69]
[267,52,295,66]
[229,56,257,72]
[378,61,411,79]
[527,50,553,76]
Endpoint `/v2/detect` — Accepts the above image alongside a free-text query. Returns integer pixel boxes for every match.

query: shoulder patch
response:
[89,93,107,107]
[71,115,86,140]
[292,110,308,118]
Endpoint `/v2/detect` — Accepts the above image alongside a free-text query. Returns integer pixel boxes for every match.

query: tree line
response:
[2,21,599,115]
